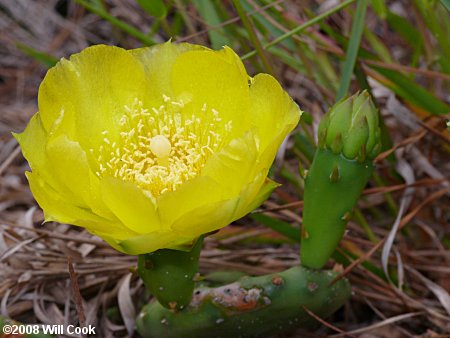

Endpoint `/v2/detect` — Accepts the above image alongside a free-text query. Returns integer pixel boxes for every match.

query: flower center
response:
[91,97,232,198]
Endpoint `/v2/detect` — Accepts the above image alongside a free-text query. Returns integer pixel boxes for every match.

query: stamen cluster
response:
[91,97,232,197]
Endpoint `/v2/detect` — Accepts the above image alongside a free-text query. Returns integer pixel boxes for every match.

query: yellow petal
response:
[45,134,118,221]
[100,177,160,234]
[26,171,105,224]
[157,175,223,227]
[256,120,299,176]
[171,197,240,236]
[45,135,91,206]
[14,113,47,169]
[249,73,301,151]
[201,131,258,198]
[88,170,119,220]
[130,42,205,103]
[38,45,152,152]
[72,219,137,242]
[171,46,251,138]
[233,175,280,220]
[14,113,76,200]
[37,58,78,138]
[112,231,193,255]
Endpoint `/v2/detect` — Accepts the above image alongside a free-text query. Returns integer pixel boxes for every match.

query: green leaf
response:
[370,0,388,18]
[241,0,357,60]
[386,12,422,49]
[232,0,274,74]
[364,28,392,63]
[16,43,58,68]
[192,0,231,49]
[337,0,369,100]
[251,214,300,242]
[413,0,450,74]
[439,0,450,11]
[137,0,167,18]
[74,0,155,45]
[293,133,316,162]
[372,66,450,115]
[240,0,296,51]
[268,47,304,72]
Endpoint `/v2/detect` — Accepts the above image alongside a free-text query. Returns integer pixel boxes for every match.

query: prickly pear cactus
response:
[301,91,381,269]
[136,266,351,338]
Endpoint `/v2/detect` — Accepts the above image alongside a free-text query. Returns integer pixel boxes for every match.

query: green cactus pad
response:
[300,148,374,269]
[138,237,203,310]
[136,266,351,337]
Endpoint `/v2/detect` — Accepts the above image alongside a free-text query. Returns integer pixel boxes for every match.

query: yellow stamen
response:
[93,97,231,197]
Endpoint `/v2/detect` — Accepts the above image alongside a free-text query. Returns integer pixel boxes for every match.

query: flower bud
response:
[318,91,381,162]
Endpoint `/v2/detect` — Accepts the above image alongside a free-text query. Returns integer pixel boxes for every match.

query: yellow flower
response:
[15,42,301,255]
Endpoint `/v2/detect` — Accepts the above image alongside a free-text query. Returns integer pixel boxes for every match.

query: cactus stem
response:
[136,266,351,338]
[138,237,203,310]
[301,149,374,269]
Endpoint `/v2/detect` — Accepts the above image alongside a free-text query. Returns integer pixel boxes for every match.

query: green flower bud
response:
[319,91,382,162]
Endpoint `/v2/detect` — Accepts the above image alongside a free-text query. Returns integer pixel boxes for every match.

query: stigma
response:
[150,135,172,159]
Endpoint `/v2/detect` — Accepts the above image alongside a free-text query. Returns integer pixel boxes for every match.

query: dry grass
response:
[0,0,449,337]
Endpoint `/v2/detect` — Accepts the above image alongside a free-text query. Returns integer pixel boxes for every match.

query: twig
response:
[0,145,20,176]
[67,256,86,333]
[302,305,356,337]
[330,312,423,337]
[330,186,450,285]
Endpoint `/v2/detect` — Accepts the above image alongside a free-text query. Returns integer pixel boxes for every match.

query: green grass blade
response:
[386,12,422,49]
[268,47,304,72]
[293,133,316,162]
[16,43,58,68]
[371,66,450,115]
[439,0,450,12]
[414,0,450,74]
[364,28,392,63]
[232,0,274,75]
[336,0,369,100]
[251,214,300,242]
[192,0,231,49]
[240,0,296,51]
[74,0,155,45]
[370,0,388,18]
[241,0,356,60]
[137,0,167,18]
